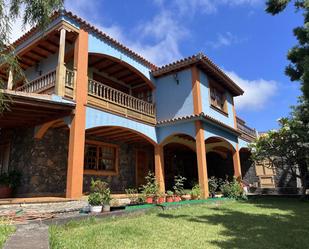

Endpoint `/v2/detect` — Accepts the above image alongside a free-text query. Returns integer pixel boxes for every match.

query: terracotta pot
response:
[0,185,12,198]
[146,196,153,204]
[174,196,181,202]
[156,197,165,204]
[166,196,174,202]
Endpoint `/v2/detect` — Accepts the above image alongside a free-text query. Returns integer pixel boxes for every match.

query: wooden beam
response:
[98,62,118,72]
[29,49,48,59]
[37,44,56,54]
[89,58,106,67]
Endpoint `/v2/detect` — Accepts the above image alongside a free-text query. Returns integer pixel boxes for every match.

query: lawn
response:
[49,197,309,249]
[0,219,15,248]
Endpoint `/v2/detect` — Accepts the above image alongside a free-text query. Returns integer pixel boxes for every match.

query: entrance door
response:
[136,150,149,187]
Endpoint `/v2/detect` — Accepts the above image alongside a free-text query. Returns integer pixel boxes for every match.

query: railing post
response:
[55,28,66,97]
[73,67,77,99]
[7,70,13,90]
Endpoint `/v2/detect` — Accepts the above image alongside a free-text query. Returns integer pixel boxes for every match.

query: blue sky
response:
[63,1,301,131]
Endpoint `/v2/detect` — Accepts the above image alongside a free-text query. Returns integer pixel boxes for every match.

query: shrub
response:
[90,179,108,194]
[208,176,223,197]
[220,177,247,200]
[190,184,201,199]
[140,171,158,197]
[89,179,112,205]
[88,192,102,206]
[125,188,139,204]
[173,175,186,196]
[166,190,174,197]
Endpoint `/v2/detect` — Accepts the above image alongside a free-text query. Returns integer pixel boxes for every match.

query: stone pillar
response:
[233,144,242,179]
[155,144,165,193]
[7,70,13,90]
[55,28,66,96]
[195,120,209,199]
[66,29,88,199]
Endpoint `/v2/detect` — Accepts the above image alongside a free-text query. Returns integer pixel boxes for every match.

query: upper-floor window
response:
[209,81,228,114]
[84,140,119,176]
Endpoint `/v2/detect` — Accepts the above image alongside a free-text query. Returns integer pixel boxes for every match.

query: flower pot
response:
[174,196,181,202]
[191,195,199,200]
[166,196,174,202]
[181,195,191,201]
[156,197,165,204]
[146,196,153,204]
[103,204,110,212]
[0,185,12,198]
[90,205,102,213]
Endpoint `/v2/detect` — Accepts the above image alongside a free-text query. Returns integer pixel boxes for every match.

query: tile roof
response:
[151,53,244,96]
[11,9,157,70]
[157,112,241,135]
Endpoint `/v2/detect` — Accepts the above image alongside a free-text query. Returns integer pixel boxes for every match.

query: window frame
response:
[84,140,119,176]
[208,79,228,116]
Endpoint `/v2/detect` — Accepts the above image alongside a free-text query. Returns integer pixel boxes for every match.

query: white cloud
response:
[226,71,278,110]
[206,32,246,49]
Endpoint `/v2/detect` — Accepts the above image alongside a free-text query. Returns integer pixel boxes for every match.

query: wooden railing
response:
[88,79,155,118]
[237,119,256,139]
[16,70,56,93]
[65,69,75,88]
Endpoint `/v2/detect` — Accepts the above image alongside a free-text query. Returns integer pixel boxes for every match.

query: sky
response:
[12,0,303,131]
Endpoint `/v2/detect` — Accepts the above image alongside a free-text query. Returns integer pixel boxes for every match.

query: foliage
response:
[0,0,63,112]
[89,179,111,205]
[265,0,309,100]
[220,177,246,200]
[0,218,15,248]
[88,192,102,206]
[140,171,159,197]
[208,176,223,196]
[0,170,21,189]
[125,188,139,204]
[166,190,174,196]
[190,184,201,199]
[173,175,186,196]
[250,98,309,197]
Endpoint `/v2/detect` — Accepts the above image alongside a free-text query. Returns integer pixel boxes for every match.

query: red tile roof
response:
[157,112,241,135]
[151,53,244,96]
[11,10,157,70]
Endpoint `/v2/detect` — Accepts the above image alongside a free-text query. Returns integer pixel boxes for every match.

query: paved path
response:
[4,223,49,249]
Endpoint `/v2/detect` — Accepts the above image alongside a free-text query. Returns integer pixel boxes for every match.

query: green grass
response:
[49,197,309,249]
[0,219,15,248]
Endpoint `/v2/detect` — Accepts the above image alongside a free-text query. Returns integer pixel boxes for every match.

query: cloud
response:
[206,32,247,49]
[226,71,278,110]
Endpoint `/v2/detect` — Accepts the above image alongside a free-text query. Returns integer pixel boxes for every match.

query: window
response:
[84,140,119,176]
[210,85,226,112]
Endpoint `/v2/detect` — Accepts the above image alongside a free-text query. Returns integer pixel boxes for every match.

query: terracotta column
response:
[233,144,242,179]
[66,29,88,199]
[55,28,66,96]
[155,144,165,193]
[195,120,209,199]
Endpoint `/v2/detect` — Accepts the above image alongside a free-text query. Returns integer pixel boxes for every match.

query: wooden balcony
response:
[236,118,256,142]
[87,79,156,124]
[15,68,75,98]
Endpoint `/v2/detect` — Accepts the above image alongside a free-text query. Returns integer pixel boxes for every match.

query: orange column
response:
[195,120,209,199]
[155,144,165,193]
[66,29,88,199]
[233,143,242,179]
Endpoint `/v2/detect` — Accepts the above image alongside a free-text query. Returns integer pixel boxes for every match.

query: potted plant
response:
[0,170,21,198]
[208,176,220,198]
[181,189,191,201]
[156,192,165,204]
[140,171,158,204]
[173,175,186,202]
[88,192,102,213]
[166,190,174,202]
[125,188,139,205]
[190,184,201,200]
[102,187,112,212]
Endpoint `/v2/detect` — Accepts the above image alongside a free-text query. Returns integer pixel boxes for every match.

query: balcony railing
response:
[237,119,256,139]
[16,70,56,93]
[88,79,155,121]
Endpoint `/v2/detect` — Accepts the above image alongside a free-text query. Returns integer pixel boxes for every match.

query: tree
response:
[250,98,309,198]
[0,0,63,112]
[266,0,309,101]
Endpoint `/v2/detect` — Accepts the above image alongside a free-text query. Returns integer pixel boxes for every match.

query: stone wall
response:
[8,127,69,197]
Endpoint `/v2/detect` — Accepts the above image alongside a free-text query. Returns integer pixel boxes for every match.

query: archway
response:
[161,133,197,191]
[83,126,155,193]
[205,137,236,181]
[239,147,258,185]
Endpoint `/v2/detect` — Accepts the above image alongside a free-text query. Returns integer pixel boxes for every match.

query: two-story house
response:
[0,10,259,199]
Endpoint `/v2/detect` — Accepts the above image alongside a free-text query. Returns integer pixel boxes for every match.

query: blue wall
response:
[238,138,250,150]
[86,107,157,143]
[200,71,235,128]
[88,33,151,79]
[155,69,194,122]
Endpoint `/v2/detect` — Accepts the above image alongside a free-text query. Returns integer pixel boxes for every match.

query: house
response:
[0,10,263,199]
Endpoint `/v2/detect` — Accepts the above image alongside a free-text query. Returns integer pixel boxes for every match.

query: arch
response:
[205,136,236,152]
[160,132,195,147]
[88,53,155,90]
[86,125,157,145]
